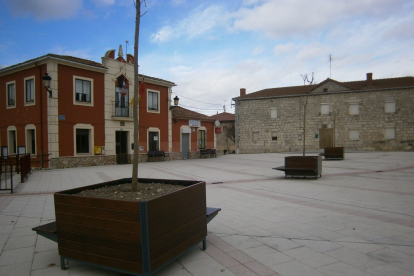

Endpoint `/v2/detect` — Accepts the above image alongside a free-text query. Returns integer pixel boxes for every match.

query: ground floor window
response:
[198,130,206,149]
[8,129,16,155]
[148,131,159,151]
[26,128,36,155]
[76,129,90,153]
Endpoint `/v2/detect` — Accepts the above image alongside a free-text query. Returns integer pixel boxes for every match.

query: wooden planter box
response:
[273,156,322,179]
[320,147,345,160]
[54,178,206,276]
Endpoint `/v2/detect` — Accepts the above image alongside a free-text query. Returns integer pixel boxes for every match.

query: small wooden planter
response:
[320,147,345,160]
[54,178,206,276]
[273,156,322,179]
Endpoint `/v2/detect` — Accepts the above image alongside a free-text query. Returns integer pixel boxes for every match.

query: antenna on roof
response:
[126,40,129,57]
[329,54,332,78]
[223,100,226,112]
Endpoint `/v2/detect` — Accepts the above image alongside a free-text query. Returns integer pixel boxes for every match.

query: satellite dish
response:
[215,120,220,127]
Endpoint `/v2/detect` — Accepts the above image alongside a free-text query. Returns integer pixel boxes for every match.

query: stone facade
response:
[215,121,236,154]
[234,76,414,153]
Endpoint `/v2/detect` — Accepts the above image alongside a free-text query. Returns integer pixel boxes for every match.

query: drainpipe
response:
[35,63,44,169]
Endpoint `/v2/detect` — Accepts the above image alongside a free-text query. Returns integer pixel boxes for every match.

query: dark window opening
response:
[8,83,15,106]
[148,131,159,151]
[26,79,34,102]
[148,92,158,110]
[75,79,91,102]
[198,130,206,149]
[76,129,90,153]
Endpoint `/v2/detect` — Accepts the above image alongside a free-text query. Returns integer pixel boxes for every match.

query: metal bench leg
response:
[60,256,66,270]
[202,238,206,250]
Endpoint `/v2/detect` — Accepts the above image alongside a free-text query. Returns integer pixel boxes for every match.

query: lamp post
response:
[42,73,52,98]
[173,96,179,106]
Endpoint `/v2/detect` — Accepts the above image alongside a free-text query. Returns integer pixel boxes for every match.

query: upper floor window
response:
[384,101,395,113]
[349,103,359,115]
[270,107,277,118]
[7,82,15,107]
[25,78,35,104]
[148,90,160,112]
[321,103,330,115]
[75,79,91,102]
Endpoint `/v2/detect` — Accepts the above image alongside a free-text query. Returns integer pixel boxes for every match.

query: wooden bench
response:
[200,149,216,158]
[273,156,322,179]
[32,207,221,252]
[148,150,169,162]
[319,147,344,160]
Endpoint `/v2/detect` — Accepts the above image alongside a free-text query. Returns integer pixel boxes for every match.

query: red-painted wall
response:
[138,82,170,152]
[171,119,215,152]
[0,64,48,167]
[57,65,105,157]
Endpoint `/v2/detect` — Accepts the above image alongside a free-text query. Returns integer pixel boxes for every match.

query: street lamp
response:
[173,95,179,106]
[42,73,52,98]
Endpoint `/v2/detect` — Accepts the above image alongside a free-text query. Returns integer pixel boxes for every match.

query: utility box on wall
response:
[94,146,105,155]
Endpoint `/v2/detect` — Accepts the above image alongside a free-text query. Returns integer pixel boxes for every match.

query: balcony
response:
[111,101,133,120]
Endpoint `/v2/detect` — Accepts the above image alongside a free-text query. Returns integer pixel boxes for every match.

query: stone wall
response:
[49,151,207,169]
[50,155,117,169]
[236,88,414,153]
[215,122,236,154]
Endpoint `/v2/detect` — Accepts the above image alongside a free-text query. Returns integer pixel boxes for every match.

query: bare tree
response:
[300,73,316,156]
[131,0,146,192]
[225,124,235,144]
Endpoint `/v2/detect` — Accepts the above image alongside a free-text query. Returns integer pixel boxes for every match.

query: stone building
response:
[232,73,414,153]
[210,112,235,155]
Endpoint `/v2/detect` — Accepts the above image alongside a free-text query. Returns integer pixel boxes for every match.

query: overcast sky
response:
[1,0,413,115]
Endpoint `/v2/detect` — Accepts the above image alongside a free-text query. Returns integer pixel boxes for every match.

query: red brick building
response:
[1,51,216,169]
[0,54,106,168]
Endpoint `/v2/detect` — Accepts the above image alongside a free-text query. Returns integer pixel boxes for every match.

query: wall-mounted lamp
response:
[42,73,52,98]
[173,95,179,106]
[174,119,178,123]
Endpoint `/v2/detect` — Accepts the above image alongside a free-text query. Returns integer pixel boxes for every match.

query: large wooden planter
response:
[273,156,322,179]
[54,178,206,276]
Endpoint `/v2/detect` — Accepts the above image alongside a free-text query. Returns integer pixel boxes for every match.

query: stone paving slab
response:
[0,152,413,275]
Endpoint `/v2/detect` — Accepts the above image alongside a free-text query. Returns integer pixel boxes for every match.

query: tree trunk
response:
[131,2,141,192]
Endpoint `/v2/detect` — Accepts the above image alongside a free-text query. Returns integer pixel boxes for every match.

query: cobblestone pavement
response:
[1,152,413,276]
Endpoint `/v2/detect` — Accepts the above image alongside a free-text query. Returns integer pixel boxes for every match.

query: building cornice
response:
[232,86,414,102]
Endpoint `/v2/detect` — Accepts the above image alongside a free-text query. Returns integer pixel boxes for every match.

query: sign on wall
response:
[215,127,222,134]
[189,120,201,127]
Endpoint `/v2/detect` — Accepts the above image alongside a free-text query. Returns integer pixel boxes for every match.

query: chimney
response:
[366,73,373,86]
[240,88,246,96]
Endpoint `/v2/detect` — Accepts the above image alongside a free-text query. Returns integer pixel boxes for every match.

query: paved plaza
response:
[1,152,414,276]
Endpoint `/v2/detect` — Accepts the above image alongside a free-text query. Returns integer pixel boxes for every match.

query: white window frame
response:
[7,126,17,155]
[74,124,94,156]
[24,76,35,106]
[148,127,161,151]
[147,89,160,114]
[73,76,94,106]
[25,125,37,156]
[6,81,16,109]
[384,101,396,113]
[349,130,360,141]
[270,107,277,119]
[384,127,395,140]
[321,103,330,115]
[349,103,359,115]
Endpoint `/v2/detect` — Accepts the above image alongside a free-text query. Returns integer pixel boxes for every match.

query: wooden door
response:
[319,128,333,149]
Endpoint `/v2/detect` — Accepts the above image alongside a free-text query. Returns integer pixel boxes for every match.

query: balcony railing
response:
[112,101,133,118]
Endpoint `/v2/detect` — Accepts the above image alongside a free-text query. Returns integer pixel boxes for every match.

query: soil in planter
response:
[77,183,185,202]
